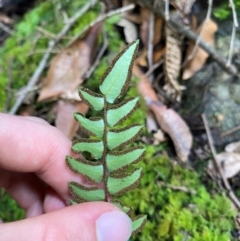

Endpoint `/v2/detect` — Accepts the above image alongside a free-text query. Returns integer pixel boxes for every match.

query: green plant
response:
[121,146,236,241]
[213,0,240,20]
[0,189,24,222]
[65,40,147,236]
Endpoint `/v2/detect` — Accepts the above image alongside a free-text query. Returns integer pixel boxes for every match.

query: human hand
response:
[0,113,132,241]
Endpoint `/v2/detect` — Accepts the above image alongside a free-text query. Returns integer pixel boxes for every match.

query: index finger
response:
[0,113,83,202]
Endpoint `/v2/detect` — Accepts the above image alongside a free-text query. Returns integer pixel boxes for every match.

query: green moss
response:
[123,146,235,241]
[213,0,240,20]
[0,0,101,111]
[0,189,24,222]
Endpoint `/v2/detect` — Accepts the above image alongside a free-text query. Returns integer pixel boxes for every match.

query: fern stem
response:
[102,96,110,202]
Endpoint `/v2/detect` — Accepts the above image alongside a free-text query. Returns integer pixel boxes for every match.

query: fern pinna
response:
[66,40,147,235]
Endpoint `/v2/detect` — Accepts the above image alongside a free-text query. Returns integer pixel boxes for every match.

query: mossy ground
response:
[122,148,236,241]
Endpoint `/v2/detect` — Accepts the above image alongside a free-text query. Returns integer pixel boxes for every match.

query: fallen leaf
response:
[146,111,158,133]
[134,65,192,161]
[225,141,240,153]
[140,8,163,48]
[55,100,89,139]
[153,46,165,63]
[117,17,138,43]
[38,23,102,102]
[135,49,148,67]
[153,129,166,145]
[182,18,218,80]
[208,152,240,179]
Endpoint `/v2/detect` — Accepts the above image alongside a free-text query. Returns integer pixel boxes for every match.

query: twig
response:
[184,0,213,63]
[26,49,60,57]
[202,113,240,210]
[9,0,98,114]
[221,124,240,138]
[84,28,108,79]
[227,0,238,65]
[131,0,238,76]
[0,21,13,35]
[67,4,135,47]
[164,0,169,21]
[228,25,236,65]
[147,11,155,83]
[145,59,163,77]
[229,0,239,27]
[157,181,197,194]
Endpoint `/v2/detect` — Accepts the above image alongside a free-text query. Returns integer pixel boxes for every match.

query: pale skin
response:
[0,113,132,241]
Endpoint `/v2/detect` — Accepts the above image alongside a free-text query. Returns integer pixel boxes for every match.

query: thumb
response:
[0,202,132,241]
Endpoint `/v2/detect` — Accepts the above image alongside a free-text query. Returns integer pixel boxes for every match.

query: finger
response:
[0,170,45,217]
[0,113,83,203]
[0,202,132,241]
[21,116,50,124]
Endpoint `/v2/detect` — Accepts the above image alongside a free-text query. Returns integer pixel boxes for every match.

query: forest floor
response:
[1,0,240,240]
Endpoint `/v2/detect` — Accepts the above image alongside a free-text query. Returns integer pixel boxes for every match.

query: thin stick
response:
[202,113,240,210]
[0,21,13,35]
[9,0,98,114]
[67,4,135,47]
[131,0,238,76]
[184,0,213,63]
[227,25,236,65]
[158,181,196,194]
[165,0,169,21]
[227,0,238,65]
[229,0,239,27]
[145,59,163,77]
[221,124,240,138]
[147,11,155,83]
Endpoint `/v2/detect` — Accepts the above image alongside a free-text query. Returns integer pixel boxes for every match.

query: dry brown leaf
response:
[153,129,166,145]
[182,19,218,80]
[164,25,182,100]
[134,65,192,161]
[38,23,102,102]
[55,100,89,139]
[153,46,165,63]
[208,152,240,179]
[140,8,163,48]
[135,49,148,67]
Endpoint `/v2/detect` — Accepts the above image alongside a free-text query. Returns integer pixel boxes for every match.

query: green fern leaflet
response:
[66,40,147,235]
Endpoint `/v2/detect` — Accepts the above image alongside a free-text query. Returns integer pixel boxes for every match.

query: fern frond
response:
[66,40,146,235]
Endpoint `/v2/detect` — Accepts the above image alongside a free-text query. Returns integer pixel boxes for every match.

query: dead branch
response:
[9,0,98,115]
[221,124,240,138]
[202,113,240,210]
[228,0,238,65]
[147,11,155,83]
[131,0,238,76]
[158,181,197,194]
